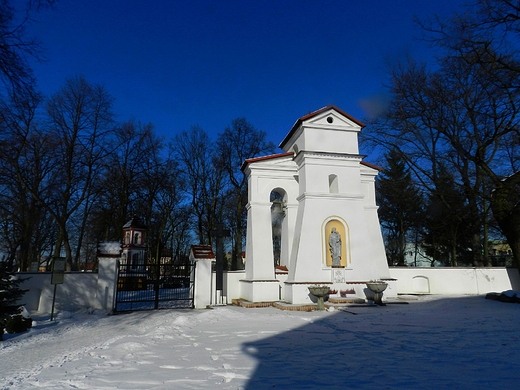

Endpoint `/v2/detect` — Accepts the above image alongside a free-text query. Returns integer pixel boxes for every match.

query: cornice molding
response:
[293,150,364,163]
[296,192,365,202]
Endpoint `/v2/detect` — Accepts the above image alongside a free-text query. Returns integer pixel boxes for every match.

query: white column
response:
[241,201,279,302]
[245,202,275,280]
[280,203,298,267]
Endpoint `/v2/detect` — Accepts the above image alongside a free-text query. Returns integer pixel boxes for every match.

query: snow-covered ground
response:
[1,295,519,389]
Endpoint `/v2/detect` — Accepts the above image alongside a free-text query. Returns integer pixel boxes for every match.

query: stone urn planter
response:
[308,286,330,311]
[365,281,388,306]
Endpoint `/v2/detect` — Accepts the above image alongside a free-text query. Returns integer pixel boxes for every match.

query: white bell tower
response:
[121,216,147,268]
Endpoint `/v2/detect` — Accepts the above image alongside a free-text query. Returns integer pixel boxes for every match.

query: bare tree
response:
[0,0,58,95]
[173,126,226,246]
[21,76,115,270]
[91,120,162,242]
[366,0,520,269]
[367,53,519,266]
[91,120,191,268]
[216,118,276,270]
[0,86,60,270]
[426,0,520,268]
[0,1,59,270]
[0,132,57,270]
[135,133,182,265]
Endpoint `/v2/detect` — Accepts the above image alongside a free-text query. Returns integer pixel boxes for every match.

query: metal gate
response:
[115,260,195,312]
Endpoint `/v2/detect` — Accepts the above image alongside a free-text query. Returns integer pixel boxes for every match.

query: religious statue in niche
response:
[329,227,342,266]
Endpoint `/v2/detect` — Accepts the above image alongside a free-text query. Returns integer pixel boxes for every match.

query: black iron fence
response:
[115,260,195,312]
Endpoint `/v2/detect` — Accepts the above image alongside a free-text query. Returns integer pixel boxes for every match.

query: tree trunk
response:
[451,234,458,267]
[232,204,244,270]
[229,194,245,271]
[53,225,76,271]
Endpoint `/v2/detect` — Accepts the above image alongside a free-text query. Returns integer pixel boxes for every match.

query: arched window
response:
[132,253,140,267]
[134,232,140,244]
[126,232,130,244]
[270,189,286,266]
[329,174,338,193]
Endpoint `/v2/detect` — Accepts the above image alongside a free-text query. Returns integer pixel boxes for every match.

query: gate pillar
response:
[190,245,215,309]
[96,241,121,312]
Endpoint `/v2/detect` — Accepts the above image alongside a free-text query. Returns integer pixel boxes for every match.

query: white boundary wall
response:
[389,267,520,295]
[233,267,520,300]
[17,257,245,312]
[16,272,98,313]
[193,268,245,308]
[15,264,520,313]
[14,258,119,314]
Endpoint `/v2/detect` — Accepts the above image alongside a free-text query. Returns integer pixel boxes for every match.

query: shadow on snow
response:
[242,296,520,389]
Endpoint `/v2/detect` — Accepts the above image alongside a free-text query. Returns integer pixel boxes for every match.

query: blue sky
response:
[27,0,466,152]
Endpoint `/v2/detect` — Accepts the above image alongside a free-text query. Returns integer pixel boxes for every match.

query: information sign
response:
[51,258,66,285]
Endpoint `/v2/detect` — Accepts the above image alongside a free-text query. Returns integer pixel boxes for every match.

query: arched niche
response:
[322,217,350,267]
[270,188,287,266]
[412,276,430,293]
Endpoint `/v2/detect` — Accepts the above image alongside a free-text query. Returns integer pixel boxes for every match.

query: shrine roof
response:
[241,152,294,171]
[279,105,365,150]
[241,152,381,171]
[190,245,215,259]
[360,161,384,171]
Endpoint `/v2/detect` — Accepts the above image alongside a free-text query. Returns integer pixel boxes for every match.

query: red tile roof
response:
[190,245,215,259]
[241,152,294,171]
[361,161,384,171]
[240,148,381,171]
